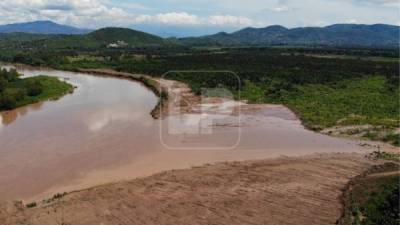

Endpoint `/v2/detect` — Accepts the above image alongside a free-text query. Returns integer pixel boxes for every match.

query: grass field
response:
[281,76,399,129]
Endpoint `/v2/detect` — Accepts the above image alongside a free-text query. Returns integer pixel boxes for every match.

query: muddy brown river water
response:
[0,65,373,202]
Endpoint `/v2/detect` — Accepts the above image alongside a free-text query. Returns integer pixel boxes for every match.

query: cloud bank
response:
[0,0,254,28]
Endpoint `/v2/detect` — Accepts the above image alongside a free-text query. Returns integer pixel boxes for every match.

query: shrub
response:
[26,202,37,208]
[383,133,400,147]
[0,77,7,92]
[0,94,16,109]
[0,68,19,81]
[25,80,43,96]
[3,88,26,101]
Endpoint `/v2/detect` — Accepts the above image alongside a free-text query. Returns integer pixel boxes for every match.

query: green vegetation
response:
[354,176,399,225]
[340,163,400,225]
[0,33,53,49]
[370,151,400,162]
[0,68,74,111]
[42,192,67,204]
[239,80,265,103]
[86,28,166,47]
[283,76,399,129]
[25,202,37,208]
[241,75,399,128]
[382,133,400,146]
[0,27,168,51]
[363,132,400,147]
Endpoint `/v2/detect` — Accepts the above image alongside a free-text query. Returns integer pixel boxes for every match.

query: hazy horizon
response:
[1,19,399,38]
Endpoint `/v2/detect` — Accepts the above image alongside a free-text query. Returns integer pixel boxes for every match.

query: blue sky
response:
[0,0,399,37]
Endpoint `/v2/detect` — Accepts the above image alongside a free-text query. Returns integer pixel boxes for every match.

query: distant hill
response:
[0,21,91,35]
[87,28,165,46]
[180,24,400,48]
[13,27,168,50]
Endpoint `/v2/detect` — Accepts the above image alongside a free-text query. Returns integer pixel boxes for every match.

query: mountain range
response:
[0,21,398,48]
[180,24,399,48]
[0,21,91,35]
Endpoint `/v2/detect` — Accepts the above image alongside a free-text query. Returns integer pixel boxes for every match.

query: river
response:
[0,64,371,202]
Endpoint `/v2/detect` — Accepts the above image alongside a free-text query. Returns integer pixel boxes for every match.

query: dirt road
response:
[0,153,377,225]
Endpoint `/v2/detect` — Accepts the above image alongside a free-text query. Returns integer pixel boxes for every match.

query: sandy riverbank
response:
[0,153,382,225]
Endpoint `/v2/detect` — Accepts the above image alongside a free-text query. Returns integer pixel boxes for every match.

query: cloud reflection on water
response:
[82,105,151,132]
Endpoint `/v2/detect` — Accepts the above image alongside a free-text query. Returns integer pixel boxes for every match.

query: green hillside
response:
[2,27,167,50]
[87,28,163,45]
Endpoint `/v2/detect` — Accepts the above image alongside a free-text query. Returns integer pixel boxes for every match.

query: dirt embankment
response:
[0,154,379,225]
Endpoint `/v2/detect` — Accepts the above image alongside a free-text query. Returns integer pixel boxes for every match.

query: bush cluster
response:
[0,68,43,110]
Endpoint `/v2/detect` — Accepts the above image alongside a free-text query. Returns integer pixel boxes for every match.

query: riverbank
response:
[0,153,381,225]
[77,68,169,119]
[76,68,400,151]
[5,64,399,149]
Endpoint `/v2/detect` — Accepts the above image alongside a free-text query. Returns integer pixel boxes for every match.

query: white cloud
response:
[267,6,291,12]
[0,0,130,27]
[208,15,253,26]
[154,12,201,25]
[100,1,149,10]
[0,1,255,28]
[262,0,292,13]
[134,13,254,27]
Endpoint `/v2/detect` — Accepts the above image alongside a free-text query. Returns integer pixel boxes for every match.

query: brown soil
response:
[0,153,379,225]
